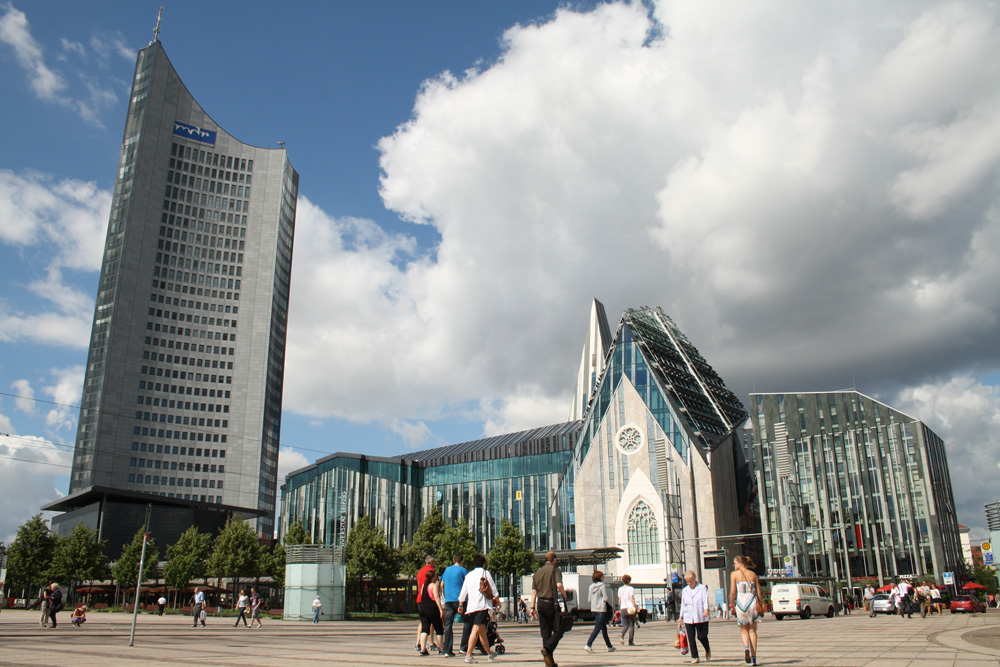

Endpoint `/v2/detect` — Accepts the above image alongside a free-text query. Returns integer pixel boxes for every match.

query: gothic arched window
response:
[627,499,660,566]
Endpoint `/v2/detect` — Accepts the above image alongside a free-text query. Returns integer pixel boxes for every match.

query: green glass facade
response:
[279,423,580,553]
[751,391,963,584]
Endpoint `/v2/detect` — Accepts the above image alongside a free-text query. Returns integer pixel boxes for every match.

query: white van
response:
[770,583,836,620]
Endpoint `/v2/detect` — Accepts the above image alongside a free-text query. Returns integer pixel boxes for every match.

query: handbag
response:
[558,594,575,633]
[626,604,637,616]
[678,627,689,655]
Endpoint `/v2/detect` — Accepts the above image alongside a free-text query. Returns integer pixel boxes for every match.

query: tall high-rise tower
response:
[68,36,297,536]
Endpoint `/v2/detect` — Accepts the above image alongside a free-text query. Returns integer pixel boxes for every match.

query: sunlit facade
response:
[279,423,580,553]
[750,391,963,584]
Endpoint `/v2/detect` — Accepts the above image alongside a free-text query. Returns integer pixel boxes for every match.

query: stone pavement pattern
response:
[1,609,999,666]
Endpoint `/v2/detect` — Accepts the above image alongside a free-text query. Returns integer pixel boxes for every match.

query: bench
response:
[92,603,108,610]
[267,608,283,616]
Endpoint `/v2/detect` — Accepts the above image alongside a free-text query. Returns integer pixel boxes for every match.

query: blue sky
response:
[2,0,1000,543]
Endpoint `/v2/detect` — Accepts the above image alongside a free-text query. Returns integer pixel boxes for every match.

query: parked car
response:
[771,583,836,620]
[950,595,986,614]
[869,593,896,616]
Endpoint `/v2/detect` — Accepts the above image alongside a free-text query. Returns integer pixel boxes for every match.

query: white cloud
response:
[388,419,439,451]
[893,375,1000,534]
[10,378,34,415]
[277,447,310,484]
[42,365,83,433]
[0,428,71,543]
[0,4,125,127]
[0,170,109,349]
[0,2,65,100]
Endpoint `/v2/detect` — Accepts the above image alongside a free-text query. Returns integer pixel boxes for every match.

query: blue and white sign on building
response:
[670,562,680,583]
[943,572,954,585]
[173,120,216,145]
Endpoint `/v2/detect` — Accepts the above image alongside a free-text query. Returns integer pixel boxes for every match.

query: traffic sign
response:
[983,542,994,566]
[670,562,680,583]
[943,572,954,585]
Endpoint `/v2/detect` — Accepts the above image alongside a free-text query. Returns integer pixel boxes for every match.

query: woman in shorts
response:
[418,571,444,655]
[458,554,499,661]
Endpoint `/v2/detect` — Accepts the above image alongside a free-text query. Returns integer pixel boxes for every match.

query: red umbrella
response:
[962,582,987,590]
[876,584,893,593]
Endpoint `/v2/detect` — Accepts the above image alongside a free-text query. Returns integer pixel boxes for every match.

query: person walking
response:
[48,583,64,629]
[666,588,677,622]
[458,553,499,664]
[930,584,943,614]
[418,571,445,655]
[679,570,711,665]
[530,551,567,667]
[897,579,913,618]
[618,574,637,646]
[442,553,469,658]
[730,555,763,665]
[192,588,206,627]
[250,588,263,628]
[234,589,249,627]
[863,585,875,612]
[157,595,167,616]
[415,556,436,651]
[312,595,322,623]
[583,570,616,654]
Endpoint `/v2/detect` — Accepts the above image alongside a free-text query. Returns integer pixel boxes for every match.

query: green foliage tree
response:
[112,526,158,602]
[969,562,999,596]
[345,514,399,616]
[283,518,312,545]
[268,541,287,589]
[435,517,478,571]
[206,517,264,597]
[164,526,212,605]
[7,514,56,599]
[487,519,537,611]
[398,506,447,579]
[47,524,108,596]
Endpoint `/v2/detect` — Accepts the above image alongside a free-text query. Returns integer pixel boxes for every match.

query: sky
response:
[1,0,999,546]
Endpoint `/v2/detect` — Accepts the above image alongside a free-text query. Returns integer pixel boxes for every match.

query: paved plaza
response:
[1,608,999,666]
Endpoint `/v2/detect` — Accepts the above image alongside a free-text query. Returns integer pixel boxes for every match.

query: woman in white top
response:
[618,574,637,646]
[730,555,763,665]
[234,589,249,628]
[457,554,499,662]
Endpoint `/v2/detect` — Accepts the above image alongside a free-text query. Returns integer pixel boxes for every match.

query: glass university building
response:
[280,423,581,553]
[65,38,297,536]
[750,391,963,583]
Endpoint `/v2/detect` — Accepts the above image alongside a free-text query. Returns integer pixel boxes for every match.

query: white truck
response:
[521,573,620,621]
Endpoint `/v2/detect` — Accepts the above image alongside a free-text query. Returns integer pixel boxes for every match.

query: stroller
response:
[477,615,506,655]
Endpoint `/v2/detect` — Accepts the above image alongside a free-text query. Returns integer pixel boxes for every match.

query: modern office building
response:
[280,422,582,553]
[750,391,963,584]
[61,35,297,537]
[281,301,761,596]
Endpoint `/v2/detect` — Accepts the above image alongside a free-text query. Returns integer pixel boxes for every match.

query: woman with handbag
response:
[730,555,764,665]
[583,570,616,653]
[618,574,638,646]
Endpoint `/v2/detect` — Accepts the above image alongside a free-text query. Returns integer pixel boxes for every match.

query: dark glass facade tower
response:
[68,39,297,536]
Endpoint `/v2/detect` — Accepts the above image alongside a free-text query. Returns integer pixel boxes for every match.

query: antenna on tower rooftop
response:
[152,7,163,43]
[277,141,286,149]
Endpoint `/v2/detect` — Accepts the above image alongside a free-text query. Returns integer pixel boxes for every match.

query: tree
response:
[435,517,478,571]
[345,515,398,616]
[969,562,999,596]
[206,517,264,598]
[487,519,537,614]
[164,526,212,605]
[47,524,108,597]
[268,541,287,589]
[112,526,158,602]
[398,506,447,579]
[283,518,312,545]
[7,515,56,599]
